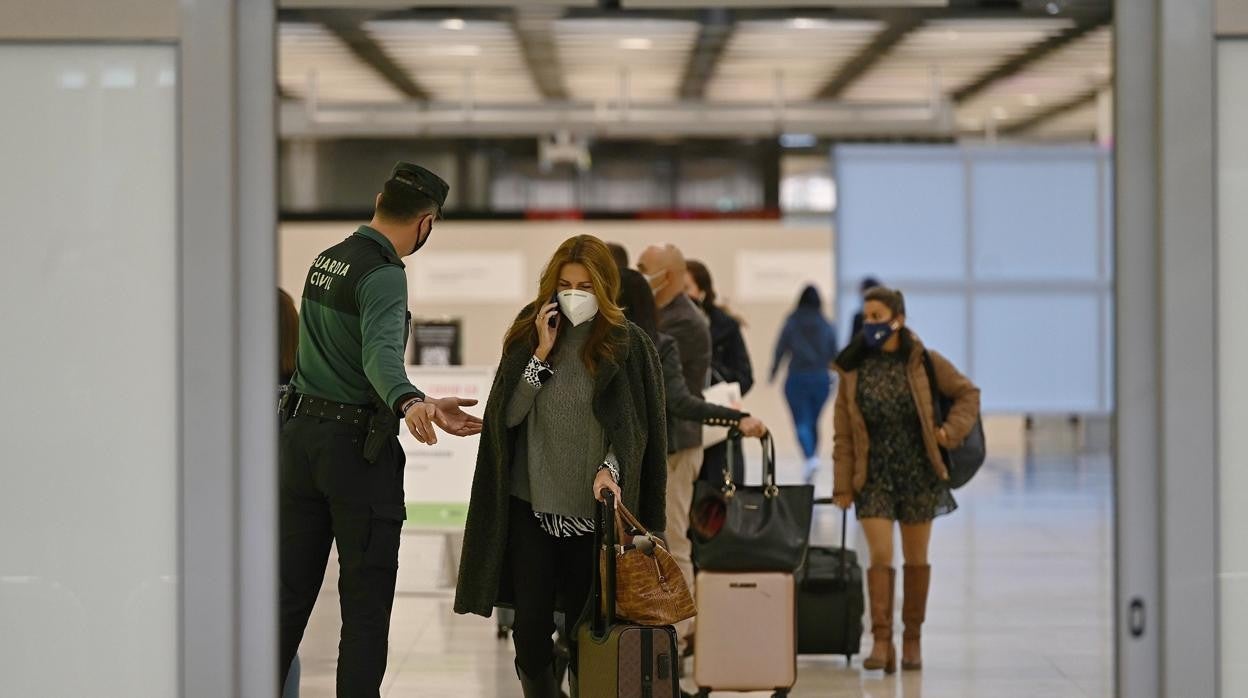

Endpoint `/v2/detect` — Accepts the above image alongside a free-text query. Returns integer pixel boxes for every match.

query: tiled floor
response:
[295,419,1113,697]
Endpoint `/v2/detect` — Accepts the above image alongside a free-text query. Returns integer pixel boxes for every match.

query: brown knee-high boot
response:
[863,566,896,673]
[902,564,931,671]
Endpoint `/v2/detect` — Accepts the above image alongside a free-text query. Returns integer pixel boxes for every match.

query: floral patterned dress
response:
[853,350,957,523]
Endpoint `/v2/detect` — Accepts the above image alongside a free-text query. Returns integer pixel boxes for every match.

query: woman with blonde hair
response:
[455,235,668,697]
[832,286,979,674]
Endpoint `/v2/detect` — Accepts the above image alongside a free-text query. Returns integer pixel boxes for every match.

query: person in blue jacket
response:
[770,285,839,485]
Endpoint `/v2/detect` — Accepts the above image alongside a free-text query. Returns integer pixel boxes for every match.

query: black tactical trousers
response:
[279,414,406,698]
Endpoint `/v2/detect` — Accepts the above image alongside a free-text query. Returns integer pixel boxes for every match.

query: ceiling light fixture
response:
[992,106,1010,120]
[619,37,653,50]
[1022,94,1041,107]
[791,18,819,30]
[441,18,466,31]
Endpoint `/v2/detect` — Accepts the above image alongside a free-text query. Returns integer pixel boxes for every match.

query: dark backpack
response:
[921,351,986,489]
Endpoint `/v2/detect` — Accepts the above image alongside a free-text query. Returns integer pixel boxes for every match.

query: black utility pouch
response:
[278,385,297,425]
[363,396,400,463]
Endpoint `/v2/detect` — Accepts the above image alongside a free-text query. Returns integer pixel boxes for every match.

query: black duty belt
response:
[293,395,373,427]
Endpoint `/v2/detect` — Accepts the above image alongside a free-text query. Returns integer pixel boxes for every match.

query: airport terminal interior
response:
[3,1,1247,697]
[277,3,1116,695]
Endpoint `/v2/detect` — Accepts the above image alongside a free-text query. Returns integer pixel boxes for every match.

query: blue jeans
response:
[785,371,832,459]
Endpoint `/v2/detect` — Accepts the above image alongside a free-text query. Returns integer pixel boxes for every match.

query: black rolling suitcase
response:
[577,491,681,698]
[796,499,863,662]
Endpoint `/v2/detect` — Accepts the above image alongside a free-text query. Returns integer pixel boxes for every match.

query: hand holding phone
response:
[547,291,560,329]
[535,294,560,361]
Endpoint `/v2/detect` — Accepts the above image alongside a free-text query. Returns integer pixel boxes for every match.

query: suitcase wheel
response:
[496,626,511,639]
[772,692,789,698]
[695,691,710,698]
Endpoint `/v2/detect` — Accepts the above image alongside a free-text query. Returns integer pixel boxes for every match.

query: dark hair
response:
[685,259,716,308]
[798,285,822,311]
[860,276,882,294]
[608,242,630,269]
[617,268,659,343]
[278,289,299,383]
[376,180,439,224]
[863,286,906,318]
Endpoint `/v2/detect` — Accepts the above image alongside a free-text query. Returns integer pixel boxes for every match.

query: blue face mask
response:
[862,321,897,349]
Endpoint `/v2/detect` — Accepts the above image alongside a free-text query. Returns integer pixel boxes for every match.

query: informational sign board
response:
[399,366,493,504]
[735,249,835,305]
[406,318,462,366]
[410,251,525,302]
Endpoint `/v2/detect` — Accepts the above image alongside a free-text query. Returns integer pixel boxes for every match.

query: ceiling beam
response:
[1000,83,1107,134]
[306,9,430,100]
[677,9,736,100]
[510,7,570,100]
[952,13,1110,104]
[815,14,924,100]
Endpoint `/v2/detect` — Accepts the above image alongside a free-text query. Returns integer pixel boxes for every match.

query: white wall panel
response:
[974,293,1101,412]
[1218,38,1248,698]
[971,155,1102,280]
[837,147,967,283]
[0,45,178,697]
[835,144,1112,414]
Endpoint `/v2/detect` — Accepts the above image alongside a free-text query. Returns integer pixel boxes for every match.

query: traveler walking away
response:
[637,243,711,657]
[685,260,755,485]
[831,286,980,674]
[278,162,484,698]
[454,235,668,697]
[850,276,882,338]
[770,285,839,485]
[619,268,768,442]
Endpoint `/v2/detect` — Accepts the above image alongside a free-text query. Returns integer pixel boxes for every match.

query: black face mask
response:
[410,217,433,255]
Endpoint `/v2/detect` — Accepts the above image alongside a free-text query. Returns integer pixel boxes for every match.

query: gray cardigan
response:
[657,293,711,452]
[504,321,606,519]
[657,333,745,453]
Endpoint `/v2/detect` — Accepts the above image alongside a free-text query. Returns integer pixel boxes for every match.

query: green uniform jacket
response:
[453,317,668,618]
[291,226,422,412]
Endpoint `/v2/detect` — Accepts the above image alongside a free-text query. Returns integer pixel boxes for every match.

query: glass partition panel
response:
[0,44,178,698]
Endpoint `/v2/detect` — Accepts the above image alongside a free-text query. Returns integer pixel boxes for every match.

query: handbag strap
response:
[921,350,946,424]
[722,430,779,496]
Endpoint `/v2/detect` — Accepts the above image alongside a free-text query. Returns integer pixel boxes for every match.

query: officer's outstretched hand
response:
[405,402,440,445]
[430,396,484,438]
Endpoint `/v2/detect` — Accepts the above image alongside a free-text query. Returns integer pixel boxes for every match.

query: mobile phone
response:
[547,292,560,328]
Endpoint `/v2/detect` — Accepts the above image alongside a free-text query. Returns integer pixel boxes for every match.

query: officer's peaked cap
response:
[388,162,449,209]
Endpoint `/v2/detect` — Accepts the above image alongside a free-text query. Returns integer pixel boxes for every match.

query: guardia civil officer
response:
[278,162,483,697]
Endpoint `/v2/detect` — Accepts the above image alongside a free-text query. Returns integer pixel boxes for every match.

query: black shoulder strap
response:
[922,351,945,423]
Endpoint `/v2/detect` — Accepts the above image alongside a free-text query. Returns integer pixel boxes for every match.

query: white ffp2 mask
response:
[557,289,599,327]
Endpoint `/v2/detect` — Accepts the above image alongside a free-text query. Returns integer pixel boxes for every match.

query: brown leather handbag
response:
[599,500,696,627]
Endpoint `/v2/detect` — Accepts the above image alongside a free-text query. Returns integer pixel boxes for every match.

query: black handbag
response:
[921,351,986,489]
[689,431,815,573]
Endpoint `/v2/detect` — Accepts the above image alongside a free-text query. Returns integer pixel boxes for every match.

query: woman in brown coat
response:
[831,286,980,674]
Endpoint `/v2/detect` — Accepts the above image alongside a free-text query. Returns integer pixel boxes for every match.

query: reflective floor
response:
[295,417,1113,697]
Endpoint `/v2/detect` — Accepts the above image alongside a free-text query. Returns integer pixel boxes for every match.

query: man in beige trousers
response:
[638,243,712,659]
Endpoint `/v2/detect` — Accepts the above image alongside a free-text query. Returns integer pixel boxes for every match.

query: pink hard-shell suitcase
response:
[692,571,797,697]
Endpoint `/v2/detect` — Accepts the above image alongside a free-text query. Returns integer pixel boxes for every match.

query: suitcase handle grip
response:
[591,489,618,637]
[812,498,852,580]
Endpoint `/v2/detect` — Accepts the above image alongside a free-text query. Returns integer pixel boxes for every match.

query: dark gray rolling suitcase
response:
[796,501,864,662]
[577,491,681,698]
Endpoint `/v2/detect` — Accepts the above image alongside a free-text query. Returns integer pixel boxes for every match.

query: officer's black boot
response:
[516,659,559,698]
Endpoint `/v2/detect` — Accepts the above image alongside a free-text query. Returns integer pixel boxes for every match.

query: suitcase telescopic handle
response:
[592,489,618,637]
[813,497,852,579]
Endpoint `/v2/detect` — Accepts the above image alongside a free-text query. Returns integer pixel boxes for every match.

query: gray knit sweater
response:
[505,321,607,520]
